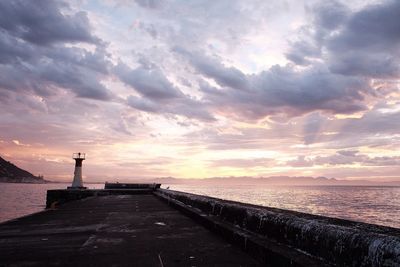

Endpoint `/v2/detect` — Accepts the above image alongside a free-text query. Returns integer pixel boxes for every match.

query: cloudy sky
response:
[0,0,399,182]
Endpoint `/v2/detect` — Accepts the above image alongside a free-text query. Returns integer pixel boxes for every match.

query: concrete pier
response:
[0,192,260,266]
[0,186,399,266]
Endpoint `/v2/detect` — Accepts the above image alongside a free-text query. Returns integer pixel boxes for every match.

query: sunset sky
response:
[0,0,399,182]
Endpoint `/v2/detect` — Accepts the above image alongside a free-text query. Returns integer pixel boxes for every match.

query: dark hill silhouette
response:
[0,156,45,183]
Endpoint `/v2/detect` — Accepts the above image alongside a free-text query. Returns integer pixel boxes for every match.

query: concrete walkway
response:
[0,194,261,266]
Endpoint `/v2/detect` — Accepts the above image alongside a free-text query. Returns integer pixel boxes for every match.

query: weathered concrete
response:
[155,189,400,267]
[0,194,261,266]
[46,188,153,208]
[47,184,161,208]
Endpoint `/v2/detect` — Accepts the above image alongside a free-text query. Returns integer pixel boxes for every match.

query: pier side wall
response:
[155,189,400,267]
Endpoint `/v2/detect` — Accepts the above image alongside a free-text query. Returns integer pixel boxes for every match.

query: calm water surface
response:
[169,184,400,228]
[0,183,103,223]
[0,183,399,228]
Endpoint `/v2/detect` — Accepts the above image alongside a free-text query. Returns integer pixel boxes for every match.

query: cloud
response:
[328,1,400,54]
[287,0,400,79]
[329,52,400,78]
[114,62,182,100]
[0,32,35,64]
[0,0,99,46]
[340,109,400,136]
[169,0,400,122]
[287,151,400,167]
[183,124,298,151]
[126,94,215,122]
[312,1,349,31]
[209,158,276,168]
[286,156,314,167]
[174,47,249,90]
[179,50,373,120]
[285,1,349,66]
[285,41,320,66]
[0,0,113,101]
[12,140,30,147]
[134,0,162,9]
[0,46,113,100]
[114,60,215,121]
[38,48,113,100]
[126,95,159,113]
[302,112,324,145]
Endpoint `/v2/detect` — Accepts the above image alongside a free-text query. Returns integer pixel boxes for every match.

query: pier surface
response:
[2,187,399,266]
[0,194,260,266]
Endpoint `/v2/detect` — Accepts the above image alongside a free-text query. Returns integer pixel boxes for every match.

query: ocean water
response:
[0,183,399,228]
[0,183,103,223]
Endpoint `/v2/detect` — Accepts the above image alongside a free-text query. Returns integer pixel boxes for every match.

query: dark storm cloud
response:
[249,65,370,115]
[328,0,400,80]
[312,1,349,31]
[0,45,113,101]
[115,61,215,121]
[0,0,99,46]
[285,41,320,66]
[328,1,400,53]
[285,1,349,66]
[174,47,249,90]
[178,49,372,120]
[40,60,113,101]
[0,0,113,102]
[0,32,35,64]
[329,52,400,78]
[288,0,400,79]
[114,62,183,100]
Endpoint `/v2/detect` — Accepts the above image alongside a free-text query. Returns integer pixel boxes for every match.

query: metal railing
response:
[72,153,86,159]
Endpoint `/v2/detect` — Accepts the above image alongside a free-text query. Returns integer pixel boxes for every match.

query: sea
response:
[0,183,399,228]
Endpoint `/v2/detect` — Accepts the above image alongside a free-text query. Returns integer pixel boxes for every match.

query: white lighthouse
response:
[68,152,87,189]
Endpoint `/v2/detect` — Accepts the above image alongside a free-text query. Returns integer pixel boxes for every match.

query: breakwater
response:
[155,189,400,266]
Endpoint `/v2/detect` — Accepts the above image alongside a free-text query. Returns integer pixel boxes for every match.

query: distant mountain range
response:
[0,156,46,183]
[135,176,400,186]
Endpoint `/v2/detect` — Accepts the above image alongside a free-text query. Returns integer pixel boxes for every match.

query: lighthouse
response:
[68,152,87,189]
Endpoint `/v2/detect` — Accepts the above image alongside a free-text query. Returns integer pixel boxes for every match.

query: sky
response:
[0,0,399,182]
